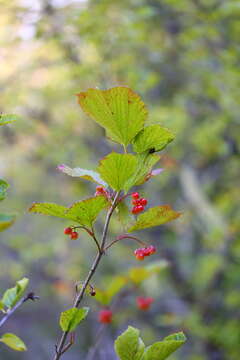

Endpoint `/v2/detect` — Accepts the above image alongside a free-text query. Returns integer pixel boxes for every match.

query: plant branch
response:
[0,292,39,329]
[105,234,147,251]
[53,191,120,360]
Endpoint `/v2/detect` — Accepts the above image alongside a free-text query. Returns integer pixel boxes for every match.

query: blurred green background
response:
[0,0,239,359]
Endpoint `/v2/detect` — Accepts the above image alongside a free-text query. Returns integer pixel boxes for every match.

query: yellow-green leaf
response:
[98,152,138,192]
[128,260,168,285]
[0,179,9,201]
[133,125,174,153]
[66,196,108,227]
[142,332,186,360]
[0,214,16,232]
[28,203,68,218]
[1,278,29,309]
[59,307,89,332]
[114,326,145,360]
[94,276,128,305]
[0,333,27,351]
[0,114,19,126]
[128,205,181,232]
[77,87,147,147]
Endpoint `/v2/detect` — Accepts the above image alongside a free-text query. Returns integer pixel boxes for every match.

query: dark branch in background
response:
[0,292,39,329]
[53,191,120,360]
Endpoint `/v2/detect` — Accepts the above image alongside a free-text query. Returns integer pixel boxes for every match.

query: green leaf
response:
[28,202,68,218]
[128,260,169,285]
[77,87,147,147]
[58,164,107,186]
[98,152,137,192]
[0,114,19,126]
[142,332,186,360]
[59,307,89,332]
[0,179,9,201]
[133,125,174,153]
[29,196,108,227]
[0,333,27,351]
[0,214,16,232]
[66,196,108,227]
[128,205,181,232]
[125,153,160,191]
[1,278,29,309]
[115,326,145,360]
[95,276,128,305]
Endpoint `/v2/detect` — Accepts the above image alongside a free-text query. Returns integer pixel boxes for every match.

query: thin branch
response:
[105,234,147,251]
[0,292,39,329]
[73,225,101,253]
[53,191,120,360]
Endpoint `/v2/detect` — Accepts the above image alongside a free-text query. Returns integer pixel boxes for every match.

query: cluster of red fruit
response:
[131,192,148,214]
[136,296,154,310]
[95,186,108,197]
[64,227,79,240]
[134,245,156,260]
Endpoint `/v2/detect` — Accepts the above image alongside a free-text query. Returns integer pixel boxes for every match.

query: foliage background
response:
[0,0,239,359]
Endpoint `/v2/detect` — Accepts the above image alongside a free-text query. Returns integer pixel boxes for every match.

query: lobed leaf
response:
[128,205,181,232]
[0,333,27,351]
[0,179,9,201]
[77,87,147,147]
[0,114,19,126]
[114,326,145,360]
[1,278,29,309]
[29,196,108,227]
[142,332,186,360]
[98,152,137,192]
[0,214,16,232]
[133,124,174,153]
[66,195,108,228]
[58,164,107,186]
[59,307,89,332]
[125,152,160,191]
[28,203,68,218]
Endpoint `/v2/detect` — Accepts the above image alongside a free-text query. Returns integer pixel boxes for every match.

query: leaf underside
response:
[0,333,27,351]
[58,164,107,186]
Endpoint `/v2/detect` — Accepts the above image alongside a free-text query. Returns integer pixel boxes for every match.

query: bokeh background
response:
[0,0,239,359]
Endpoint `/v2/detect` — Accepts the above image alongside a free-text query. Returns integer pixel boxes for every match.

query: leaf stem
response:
[0,292,39,329]
[53,191,120,360]
[105,234,147,251]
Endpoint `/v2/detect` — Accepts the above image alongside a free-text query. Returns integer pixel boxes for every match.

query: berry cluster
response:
[64,227,79,240]
[98,309,113,324]
[95,186,108,197]
[134,245,156,260]
[131,192,148,214]
[136,296,154,310]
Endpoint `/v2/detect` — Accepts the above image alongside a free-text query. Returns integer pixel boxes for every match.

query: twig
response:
[0,292,39,329]
[53,191,120,360]
[105,234,147,251]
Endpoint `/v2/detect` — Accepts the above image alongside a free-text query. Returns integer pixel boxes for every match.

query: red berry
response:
[98,309,112,323]
[132,192,140,199]
[136,296,154,310]
[131,206,139,214]
[70,231,79,240]
[64,227,72,235]
[139,198,147,206]
[134,248,145,260]
[136,205,144,213]
[148,245,156,255]
[132,199,140,206]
